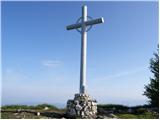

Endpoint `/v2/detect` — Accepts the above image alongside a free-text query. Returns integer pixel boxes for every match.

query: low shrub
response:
[137,111,158,119]
[98,104,128,110]
[34,103,58,110]
[1,105,34,110]
[1,104,59,110]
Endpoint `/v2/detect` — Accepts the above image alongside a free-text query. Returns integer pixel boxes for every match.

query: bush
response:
[34,104,58,110]
[134,108,146,114]
[137,111,157,119]
[98,104,129,113]
[1,105,34,110]
[98,104,128,110]
[1,104,59,110]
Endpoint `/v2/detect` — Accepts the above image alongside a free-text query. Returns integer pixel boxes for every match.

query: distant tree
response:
[144,48,159,107]
[35,103,58,110]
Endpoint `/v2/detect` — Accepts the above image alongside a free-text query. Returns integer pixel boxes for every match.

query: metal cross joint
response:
[66,7,104,33]
[75,16,93,33]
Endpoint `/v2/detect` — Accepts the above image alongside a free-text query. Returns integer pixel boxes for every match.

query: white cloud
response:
[42,60,62,68]
[93,67,147,81]
[3,68,28,82]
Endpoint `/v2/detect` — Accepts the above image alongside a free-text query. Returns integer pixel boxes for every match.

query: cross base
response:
[66,93,97,119]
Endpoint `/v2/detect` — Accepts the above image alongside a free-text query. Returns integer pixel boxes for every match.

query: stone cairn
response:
[66,93,97,119]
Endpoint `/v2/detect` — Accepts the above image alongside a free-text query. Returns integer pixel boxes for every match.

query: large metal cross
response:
[66,5,104,94]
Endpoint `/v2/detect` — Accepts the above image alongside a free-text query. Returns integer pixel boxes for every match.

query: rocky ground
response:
[1,109,66,119]
[1,109,116,119]
[66,93,98,118]
[1,104,159,119]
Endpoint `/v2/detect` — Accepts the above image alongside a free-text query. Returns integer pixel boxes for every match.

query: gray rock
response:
[68,108,76,116]
[66,93,97,118]
[37,112,40,116]
[75,104,82,111]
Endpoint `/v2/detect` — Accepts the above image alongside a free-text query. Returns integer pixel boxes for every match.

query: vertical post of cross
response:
[80,5,87,94]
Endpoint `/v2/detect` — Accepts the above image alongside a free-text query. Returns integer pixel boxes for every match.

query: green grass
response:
[1,103,59,111]
[1,104,66,119]
[98,104,158,119]
[117,114,138,119]
[116,111,158,119]
[137,111,158,119]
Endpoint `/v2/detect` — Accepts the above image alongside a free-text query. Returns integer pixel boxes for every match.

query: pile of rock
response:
[66,93,97,119]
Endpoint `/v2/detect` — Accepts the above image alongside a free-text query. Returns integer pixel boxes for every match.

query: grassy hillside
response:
[97,104,159,119]
[1,104,66,119]
[1,104,159,119]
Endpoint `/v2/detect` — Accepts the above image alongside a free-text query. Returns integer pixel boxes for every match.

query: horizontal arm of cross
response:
[66,17,104,30]
[66,22,81,31]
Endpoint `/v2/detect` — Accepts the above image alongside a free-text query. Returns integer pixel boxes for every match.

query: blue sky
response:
[2,1,158,107]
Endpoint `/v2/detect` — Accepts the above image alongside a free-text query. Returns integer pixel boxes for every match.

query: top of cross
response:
[66,5,104,33]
